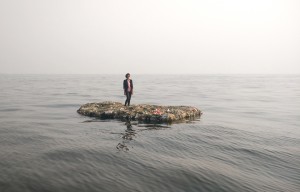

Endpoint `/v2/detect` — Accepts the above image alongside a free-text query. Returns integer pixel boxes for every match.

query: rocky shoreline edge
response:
[77,101,202,123]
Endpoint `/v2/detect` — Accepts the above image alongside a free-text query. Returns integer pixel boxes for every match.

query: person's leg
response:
[125,91,128,106]
[125,91,130,106]
[127,92,132,106]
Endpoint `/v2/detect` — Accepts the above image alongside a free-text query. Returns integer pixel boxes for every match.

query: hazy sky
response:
[0,0,299,74]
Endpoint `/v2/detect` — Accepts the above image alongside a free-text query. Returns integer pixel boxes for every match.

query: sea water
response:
[0,74,299,192]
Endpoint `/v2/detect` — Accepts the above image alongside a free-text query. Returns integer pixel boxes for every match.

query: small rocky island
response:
[77,101,202,123]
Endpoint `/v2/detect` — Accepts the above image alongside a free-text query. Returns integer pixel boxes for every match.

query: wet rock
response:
[77,101,202,123]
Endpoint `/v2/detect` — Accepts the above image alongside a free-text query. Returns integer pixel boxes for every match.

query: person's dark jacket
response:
[123,79,133,94]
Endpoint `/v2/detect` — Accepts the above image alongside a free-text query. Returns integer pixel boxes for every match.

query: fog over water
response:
[0,0,300,74]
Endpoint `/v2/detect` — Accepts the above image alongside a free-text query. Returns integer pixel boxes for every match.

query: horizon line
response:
[0,73,300,75]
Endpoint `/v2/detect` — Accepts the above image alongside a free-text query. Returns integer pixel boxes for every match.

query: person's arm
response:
[131,80,133,95]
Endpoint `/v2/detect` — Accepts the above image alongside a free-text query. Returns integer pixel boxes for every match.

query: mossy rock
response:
[77,101,202,123]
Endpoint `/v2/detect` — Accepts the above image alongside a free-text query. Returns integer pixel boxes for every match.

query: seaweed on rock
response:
[77,101,202,123]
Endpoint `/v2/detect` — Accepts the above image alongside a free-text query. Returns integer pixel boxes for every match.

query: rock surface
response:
[77,101,202,123]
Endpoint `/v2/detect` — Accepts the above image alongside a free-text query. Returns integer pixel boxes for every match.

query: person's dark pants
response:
[125,91,132,106]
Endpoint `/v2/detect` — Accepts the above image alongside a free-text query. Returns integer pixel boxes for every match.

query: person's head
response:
[125,73,130,79]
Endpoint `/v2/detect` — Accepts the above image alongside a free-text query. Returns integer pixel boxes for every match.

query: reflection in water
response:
[116,116,172,151]
[137,124,171,130]
[116,142,129,151]
[122,120,136,140]
[116,117,136,151]
[81,116,178,151]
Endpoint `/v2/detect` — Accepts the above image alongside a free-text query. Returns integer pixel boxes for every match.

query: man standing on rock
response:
[123,73,133,106]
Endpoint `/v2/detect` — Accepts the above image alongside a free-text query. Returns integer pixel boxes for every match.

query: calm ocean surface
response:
[0,74,299,192]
